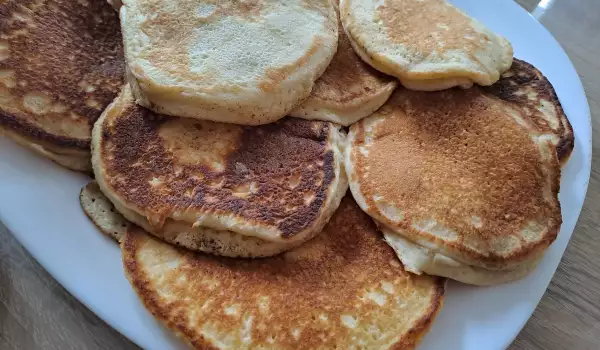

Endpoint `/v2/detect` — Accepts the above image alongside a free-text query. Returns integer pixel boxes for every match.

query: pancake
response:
[381,226,544,286]
[120,0,338,125]
[289,1,397,126]
[340,0,513,91]
[0,0,124,171]
[92,85,348,256]
[345,87,562,283]
[483,58,574,165]
[122,196,446,349]
[80,181,316,258]
[80,181,129,243]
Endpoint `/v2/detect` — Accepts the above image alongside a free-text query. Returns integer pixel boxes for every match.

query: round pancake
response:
[93,85,348,246]
[0,0,124,171]
[340,0,513,91]
[483,58,574,165]
[289,1,397,126]
[381,225,544,286]
[345,88,562,271]
[121,0,338,125]
[122,196,446,349]
[80,181,309,258]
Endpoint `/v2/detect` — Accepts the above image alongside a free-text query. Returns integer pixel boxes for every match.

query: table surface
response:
[1,1,598,349]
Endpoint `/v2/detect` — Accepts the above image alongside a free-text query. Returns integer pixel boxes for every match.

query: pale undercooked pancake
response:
[339,0,513,91]
[289,1,397,126]
[120,0,338,125]
[0,0,124,171]
[483,58,574,165]
[92,85,348,257]
[345,87,562,284]
[122,196,446,349]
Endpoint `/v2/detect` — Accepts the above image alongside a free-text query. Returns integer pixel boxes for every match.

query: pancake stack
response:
[2,0,576,348]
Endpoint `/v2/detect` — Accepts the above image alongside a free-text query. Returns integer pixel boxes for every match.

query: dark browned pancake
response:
[0,0,124,171]
[92,85,347,256]
[483,58,574,164]
[122,196,445,349]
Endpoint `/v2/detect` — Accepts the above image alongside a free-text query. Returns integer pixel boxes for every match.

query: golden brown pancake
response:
[289,1,397,125]
[122,196,445,349]
[340,0,513,91]
[483,58,574,165]
[0,0,124,171]
[346,87,562,277]
[92,86,348,256]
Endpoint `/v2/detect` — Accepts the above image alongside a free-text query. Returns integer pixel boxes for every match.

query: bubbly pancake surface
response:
[122,196,445,349]
[290,1,397,125]
[121,0,338,124]
[483,58,574,164]
[0,0,124,170]
[346,88,562,270]
[93,86,347,244]
[340,0,513,90]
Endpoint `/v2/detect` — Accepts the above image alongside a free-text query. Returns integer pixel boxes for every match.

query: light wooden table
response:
[1,1,598,349]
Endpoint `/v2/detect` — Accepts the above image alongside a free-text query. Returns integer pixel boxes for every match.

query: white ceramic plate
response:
[0,0,591,349]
